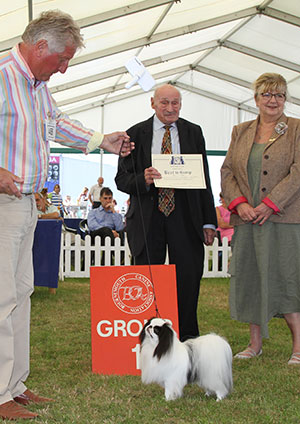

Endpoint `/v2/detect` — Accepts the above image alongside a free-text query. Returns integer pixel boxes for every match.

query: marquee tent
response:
[1,0,300,155]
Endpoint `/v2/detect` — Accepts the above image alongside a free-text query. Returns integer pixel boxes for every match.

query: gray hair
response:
[153,83,182,101]
[22,10,84,53]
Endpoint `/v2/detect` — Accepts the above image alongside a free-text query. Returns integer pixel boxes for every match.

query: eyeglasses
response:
[260,92,286,101]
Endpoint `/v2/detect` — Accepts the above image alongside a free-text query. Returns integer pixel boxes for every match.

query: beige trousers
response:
[0,194,37,405]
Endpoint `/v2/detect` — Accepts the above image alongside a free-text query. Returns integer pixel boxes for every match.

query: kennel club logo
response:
[112,273,154,314]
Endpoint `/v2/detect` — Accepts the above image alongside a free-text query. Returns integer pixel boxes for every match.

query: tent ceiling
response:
[2,0,300,117]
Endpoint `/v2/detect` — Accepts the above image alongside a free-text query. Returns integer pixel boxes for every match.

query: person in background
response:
[116,83,216,341]
[87,187,124,244]
[0,9,132,421]
[40,187,48,201]
[216,193,234,244]
[77,187,89,205]
[221,72,300,364]
[113,199,120,213]
[48,184,64,217]
[89,177,104,209]
[34,192,61,220]
[63,195,72,216]
[77,187,89,218]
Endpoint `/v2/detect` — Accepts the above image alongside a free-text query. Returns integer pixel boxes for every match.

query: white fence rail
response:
[59,233,231,280]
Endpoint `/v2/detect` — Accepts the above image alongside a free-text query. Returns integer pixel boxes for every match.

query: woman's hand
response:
[236,202,257,223]
[253,203,273,226]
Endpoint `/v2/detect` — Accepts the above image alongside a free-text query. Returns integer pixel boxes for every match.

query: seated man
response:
[34,192,61,220]
[87,187,124,244]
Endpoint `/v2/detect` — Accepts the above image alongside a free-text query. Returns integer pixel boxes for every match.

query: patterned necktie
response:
[158,125,175,216]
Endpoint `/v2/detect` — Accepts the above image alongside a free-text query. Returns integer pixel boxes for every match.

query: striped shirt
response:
[0,45,97,194]
[49,192,63,209]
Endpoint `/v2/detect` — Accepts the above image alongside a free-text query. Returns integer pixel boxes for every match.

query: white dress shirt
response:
[151,115,180,154]
[151,114,215,231]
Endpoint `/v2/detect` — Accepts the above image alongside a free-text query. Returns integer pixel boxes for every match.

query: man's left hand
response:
[101,132,134,156]
[203,228,216,246]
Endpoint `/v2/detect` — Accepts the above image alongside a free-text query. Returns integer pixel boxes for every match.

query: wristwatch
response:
[38,214,42,219]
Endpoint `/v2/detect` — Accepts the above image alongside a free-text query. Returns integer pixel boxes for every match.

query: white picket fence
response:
[59,233,231,280]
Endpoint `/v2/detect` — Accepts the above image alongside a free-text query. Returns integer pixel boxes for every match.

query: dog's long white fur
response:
[139,318,233,401]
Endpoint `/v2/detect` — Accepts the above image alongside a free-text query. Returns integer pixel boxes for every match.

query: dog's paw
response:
[205,390,226,401]
[165,390,182,401]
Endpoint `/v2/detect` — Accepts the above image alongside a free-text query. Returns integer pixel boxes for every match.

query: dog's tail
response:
[186,333,233,400]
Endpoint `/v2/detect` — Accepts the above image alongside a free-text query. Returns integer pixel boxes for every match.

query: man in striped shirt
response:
[0,10,133,421]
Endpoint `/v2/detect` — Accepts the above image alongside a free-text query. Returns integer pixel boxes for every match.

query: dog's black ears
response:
[139,318,174,357]
[153,323,173,360]
[139,317,155,343]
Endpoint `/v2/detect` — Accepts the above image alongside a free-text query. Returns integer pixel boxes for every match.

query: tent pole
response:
[100,104,104,176]
[28,0,33,21]
[237,107,241,124]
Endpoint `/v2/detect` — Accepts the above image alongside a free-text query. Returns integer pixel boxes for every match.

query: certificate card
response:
[152,154,206,189]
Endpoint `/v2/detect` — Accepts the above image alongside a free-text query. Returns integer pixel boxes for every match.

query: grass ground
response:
[11,278,300,423]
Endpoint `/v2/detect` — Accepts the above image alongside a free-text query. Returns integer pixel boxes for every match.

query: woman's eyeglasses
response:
[260,92,286,101]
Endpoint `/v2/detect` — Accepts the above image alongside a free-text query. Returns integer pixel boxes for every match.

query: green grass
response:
[14,278,300,423]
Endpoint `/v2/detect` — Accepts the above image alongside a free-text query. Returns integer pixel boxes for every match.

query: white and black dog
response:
[139,318,233,401]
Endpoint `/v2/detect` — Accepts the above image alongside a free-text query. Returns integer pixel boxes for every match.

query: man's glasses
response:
[260,92,286,101]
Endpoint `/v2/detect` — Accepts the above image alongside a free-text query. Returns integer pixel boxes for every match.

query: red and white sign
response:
[90,265,178,375]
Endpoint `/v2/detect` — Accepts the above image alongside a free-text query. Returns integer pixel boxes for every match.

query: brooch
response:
[275,122,288,135]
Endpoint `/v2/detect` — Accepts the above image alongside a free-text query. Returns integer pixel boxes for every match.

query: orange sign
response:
[90,265,178,375]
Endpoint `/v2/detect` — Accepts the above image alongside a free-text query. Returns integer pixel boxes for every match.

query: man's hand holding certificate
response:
[151,154,206,189]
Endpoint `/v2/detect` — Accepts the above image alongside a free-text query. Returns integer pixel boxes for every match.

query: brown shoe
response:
[0,400,38,420]
[14,389,54,405]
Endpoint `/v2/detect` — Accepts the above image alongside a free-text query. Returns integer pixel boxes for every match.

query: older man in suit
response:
[115,84,217,341]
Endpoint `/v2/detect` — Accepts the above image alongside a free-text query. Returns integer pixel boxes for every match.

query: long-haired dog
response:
[139,318,233,401]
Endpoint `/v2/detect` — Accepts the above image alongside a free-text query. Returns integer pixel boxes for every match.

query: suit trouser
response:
[0,194,37,405]
[134,190,204,341]
[90,227,125,244]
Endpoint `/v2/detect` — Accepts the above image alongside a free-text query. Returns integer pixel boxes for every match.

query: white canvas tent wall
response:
[1,0,300,154]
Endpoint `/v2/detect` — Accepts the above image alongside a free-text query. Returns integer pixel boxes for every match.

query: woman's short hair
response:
[22,9,84,53]
[253,73,288,99]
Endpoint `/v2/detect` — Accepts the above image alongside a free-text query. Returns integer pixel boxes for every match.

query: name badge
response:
[46,118,56,142]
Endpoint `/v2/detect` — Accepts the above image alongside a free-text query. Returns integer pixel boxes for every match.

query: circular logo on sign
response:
[112,273,154,314]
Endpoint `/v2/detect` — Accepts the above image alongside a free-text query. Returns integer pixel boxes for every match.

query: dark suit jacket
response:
[115,116,217,256]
